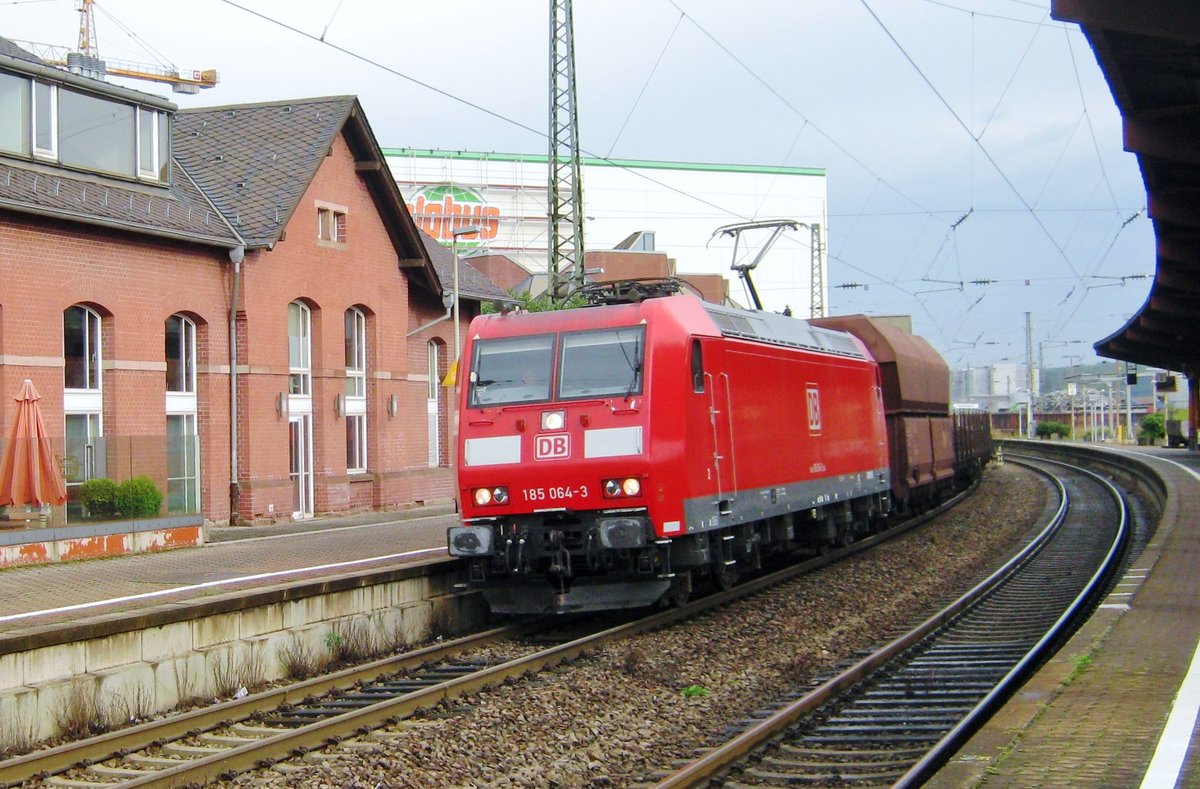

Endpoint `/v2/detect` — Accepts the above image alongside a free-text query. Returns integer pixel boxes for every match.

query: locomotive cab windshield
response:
[469,326,645,406]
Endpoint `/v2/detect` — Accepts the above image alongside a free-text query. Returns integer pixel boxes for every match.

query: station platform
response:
[930,444,1200,789]
[0,503,458,637]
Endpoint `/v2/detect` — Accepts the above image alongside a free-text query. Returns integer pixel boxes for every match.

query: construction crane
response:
[11,0,217,94]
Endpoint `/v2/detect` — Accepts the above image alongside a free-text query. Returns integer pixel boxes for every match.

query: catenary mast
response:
[547,0,585,304]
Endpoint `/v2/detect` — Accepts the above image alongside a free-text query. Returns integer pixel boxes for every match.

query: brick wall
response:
[0,215,233,522]
[0,132,479,527]
[233,133,462,522]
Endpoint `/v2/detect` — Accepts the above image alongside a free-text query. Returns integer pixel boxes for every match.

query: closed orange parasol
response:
[0,379,68,508]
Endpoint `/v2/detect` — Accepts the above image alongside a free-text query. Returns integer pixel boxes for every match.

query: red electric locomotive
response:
[448,281,899,614]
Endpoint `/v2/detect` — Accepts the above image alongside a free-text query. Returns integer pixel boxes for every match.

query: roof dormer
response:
[0,47,176,187]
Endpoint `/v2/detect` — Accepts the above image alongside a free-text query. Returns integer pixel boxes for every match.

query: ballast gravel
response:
[225,462,1047,788]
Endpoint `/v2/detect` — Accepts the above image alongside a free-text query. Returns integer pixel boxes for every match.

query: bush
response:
[1139,412,1166,442]
[78,478,119,519]
[1036,421,1071,439]
[115,477,163,518]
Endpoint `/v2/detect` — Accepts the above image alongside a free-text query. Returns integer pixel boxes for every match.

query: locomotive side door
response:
[695,339,735,513]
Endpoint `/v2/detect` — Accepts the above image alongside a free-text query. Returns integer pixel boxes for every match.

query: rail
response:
[0,484,980,787]
[653,454,1131,788]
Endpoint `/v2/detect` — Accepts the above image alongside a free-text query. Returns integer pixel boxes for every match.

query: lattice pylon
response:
[547,0,585,303]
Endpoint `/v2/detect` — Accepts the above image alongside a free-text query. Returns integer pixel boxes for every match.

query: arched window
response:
[165,314,199,514]
[64,304,101,391]
[165,314,196,393]
[427,340,442,467]
[344,308,367,473]
[288,301,311,396]
[287,301,314,518]
[63,305,103,516]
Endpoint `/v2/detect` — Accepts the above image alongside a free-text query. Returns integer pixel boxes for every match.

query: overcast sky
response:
[3,0,1153,372]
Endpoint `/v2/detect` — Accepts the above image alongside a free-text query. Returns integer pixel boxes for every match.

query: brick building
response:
[0,39,505,549]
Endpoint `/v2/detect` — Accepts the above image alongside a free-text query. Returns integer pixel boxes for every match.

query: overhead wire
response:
[605,9,684,158]
[213,0,749,223]
[665,0,942,223]
[319,0,346,41]
[203,0,1142,353]
[93,2,176,68]
[914,0,1057,27]
[859,0,1089,287]
[1063,24,1120,212]
[974,6,1045,140]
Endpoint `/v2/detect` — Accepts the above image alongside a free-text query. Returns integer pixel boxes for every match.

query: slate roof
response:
[0,158,241,245]
[175,96,437,292]
[418,228,513,304]
[174,97,355,249]
[0,36,47,66]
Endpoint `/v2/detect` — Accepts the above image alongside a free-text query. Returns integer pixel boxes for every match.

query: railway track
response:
[0,486,979,788]
[652,457,1128,788]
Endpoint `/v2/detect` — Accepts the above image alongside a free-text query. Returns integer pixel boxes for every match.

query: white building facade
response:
[385,149,828,314]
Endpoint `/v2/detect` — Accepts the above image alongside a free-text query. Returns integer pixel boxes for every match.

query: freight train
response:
[447,280,991,614]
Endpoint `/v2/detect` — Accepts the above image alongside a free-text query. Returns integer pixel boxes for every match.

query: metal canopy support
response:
[548,0,585,304]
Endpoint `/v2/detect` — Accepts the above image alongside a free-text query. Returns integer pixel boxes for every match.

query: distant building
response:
[952,363,1038,413]
[386,149,827,313]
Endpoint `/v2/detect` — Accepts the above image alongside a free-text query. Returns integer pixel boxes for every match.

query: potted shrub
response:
[78,478,119,519]
[115,476,164,518]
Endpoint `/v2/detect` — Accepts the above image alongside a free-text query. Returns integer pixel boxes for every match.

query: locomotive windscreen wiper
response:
[623,337,642,400]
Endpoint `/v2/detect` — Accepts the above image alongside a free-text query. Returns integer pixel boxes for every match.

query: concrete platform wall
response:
[0,563,486,745]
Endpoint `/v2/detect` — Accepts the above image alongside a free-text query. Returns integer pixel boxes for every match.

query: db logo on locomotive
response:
[535,434,570,460]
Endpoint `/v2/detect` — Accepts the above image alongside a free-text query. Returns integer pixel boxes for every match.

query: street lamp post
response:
[450,225,482,373]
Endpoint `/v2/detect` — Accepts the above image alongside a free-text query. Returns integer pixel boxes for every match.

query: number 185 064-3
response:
[522,485,589,502]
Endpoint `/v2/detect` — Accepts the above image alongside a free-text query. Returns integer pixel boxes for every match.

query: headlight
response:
[473,487,509,507]
[603,477,642,498]
[541,410,566,431]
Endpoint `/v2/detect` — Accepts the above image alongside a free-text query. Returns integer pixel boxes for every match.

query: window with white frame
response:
[344,307,367,472]
[3,67,171,182]
[33,80,56,159]
[63,305,104,518]
[165,315,199,513]
[288,301,311,396]
[165,314,196,394]
[427,340,441,467]
[0,71,29,155]
[64,305,101,392]
[317,205,347,244]
[138,106,169,181]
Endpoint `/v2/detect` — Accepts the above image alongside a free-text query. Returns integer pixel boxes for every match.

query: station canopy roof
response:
[1051,1,1200,376]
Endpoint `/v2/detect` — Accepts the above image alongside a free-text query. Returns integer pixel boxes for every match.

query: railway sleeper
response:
[82,763,153,778]
[829,711,966,724]
[758,754,917,771]
[46,778,119,788]
[800,732,942,745]
[774,744,938,759]
[744,766,904,783]
[123,753,190,767]
[162,741,228,756]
